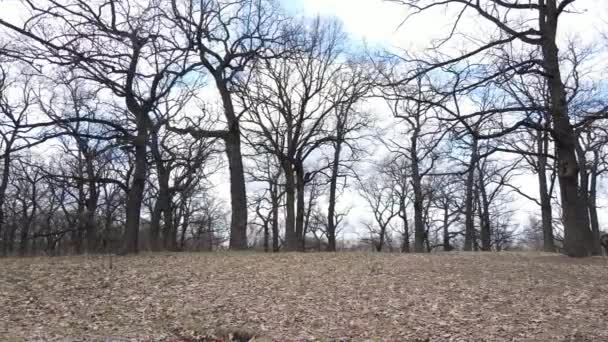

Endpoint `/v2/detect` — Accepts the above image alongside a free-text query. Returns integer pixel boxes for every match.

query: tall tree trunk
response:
[207,219,214,251]
[411,130,425,253]
[327,137,343,252]
[588,151,601,255]
[464,138,478,251]
[225,131,248,250]
[282,160,297,251]
[178,201,190,250]
[149,128,170,251]
[78,149,99,254]
[0,147,11,255]
[537,127,555,252]
[19,187,37,256]
[122,127,148,254]
[263,219,269,252]
[19,212,29,256]
[412,177,425,253]
[84,173,99,254]
[150,201,162,251]
[163,204,177,251]
[6,222,16,255]
[376,227,385,252]
[400,198,410,253]
[74,174,85,254]
[217,81,248,250]
[540,0,593,257]
[575,143,592,244]
[478,173,492,251]
[271,183,280,253]
[102,198,115,253]
[442,202,452,251]
[295,162,306,252]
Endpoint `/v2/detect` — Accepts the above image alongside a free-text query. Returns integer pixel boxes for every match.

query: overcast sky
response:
[286,0,607,47]
[2,0,608,243]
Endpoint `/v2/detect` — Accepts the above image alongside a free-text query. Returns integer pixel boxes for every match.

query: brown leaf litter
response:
[1,252,607,341]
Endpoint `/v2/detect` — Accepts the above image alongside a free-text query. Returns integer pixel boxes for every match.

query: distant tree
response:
[358,166,400,252]
[520,215,544,251]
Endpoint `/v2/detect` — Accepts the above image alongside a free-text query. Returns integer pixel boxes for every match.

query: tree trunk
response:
[81,150,99,254]
[84,177,99,253]
[575,143,592,246]
[122,127,148,255]
[442,202,452,251]
[398,191,410,253]
[163,204,177,251]
[540,0,593,257]
[225,131,248,250]
[295,162,306,251]
[18,217,29,256]
[327,137,343,252]
[463,138,478,251]
[376,227,385,252]
[282,160,297,251]
[216,80,248,250]
[6,222,16,255]
[0,147,11,255]
[149,128,171,251]
[271,183,280,252]
[588,151,601,255]
[150,200,162,251]
[263,219,269,252]
[478,173,491,251]
[303,184,315,251]
[537,126,555,252]
[178,202,190,250]
[73,175,85,254]
[411,130,425,253]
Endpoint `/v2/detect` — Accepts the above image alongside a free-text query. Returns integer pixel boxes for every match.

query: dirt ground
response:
[1,252,607,342]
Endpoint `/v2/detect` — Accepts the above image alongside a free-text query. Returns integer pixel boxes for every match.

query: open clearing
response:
[1,253,607,342]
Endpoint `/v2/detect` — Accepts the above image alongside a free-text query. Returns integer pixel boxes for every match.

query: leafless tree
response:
[240,18,368,250]
[1,0,200,254]
[358,166,400,252]
[0,66,34,254]
[379,75,451,252]
[167,0,288,249]
[386,0,605,257]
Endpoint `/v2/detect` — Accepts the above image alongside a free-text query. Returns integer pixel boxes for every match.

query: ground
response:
[1,252,607,342]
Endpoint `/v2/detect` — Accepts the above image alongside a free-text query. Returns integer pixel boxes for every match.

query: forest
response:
[2,1,608,341]
[0,0,607,259]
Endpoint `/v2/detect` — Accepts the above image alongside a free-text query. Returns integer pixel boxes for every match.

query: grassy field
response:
[1,252,607,341]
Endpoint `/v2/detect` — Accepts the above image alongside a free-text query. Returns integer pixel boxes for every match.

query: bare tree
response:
[167,0,287,249]
[358,166,400,252]
[1,0,199,254]
[0,66,34,254]
[431,175,462,252]
[379,75,450,252]
[240,18,367,250]
[247,153,284,252]
[386,0,602,256]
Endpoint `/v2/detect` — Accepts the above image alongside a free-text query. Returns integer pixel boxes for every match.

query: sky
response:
[284,0,608,45]
[2,0,608,244]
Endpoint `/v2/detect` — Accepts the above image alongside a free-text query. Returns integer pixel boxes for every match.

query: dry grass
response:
[1,252,607,341]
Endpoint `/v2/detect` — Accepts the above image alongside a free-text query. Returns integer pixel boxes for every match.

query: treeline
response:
[0,0,606,257]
